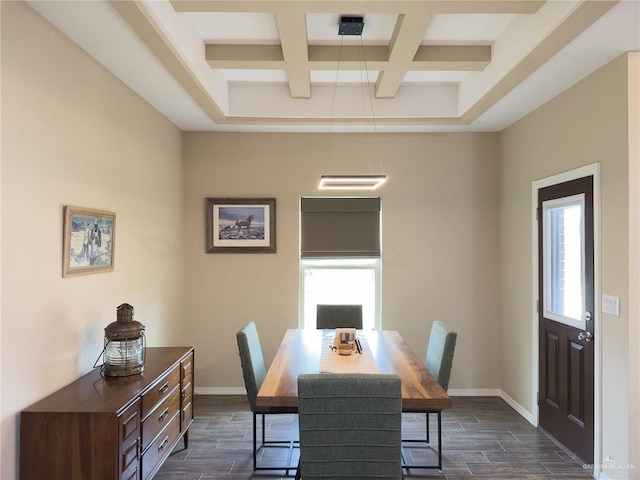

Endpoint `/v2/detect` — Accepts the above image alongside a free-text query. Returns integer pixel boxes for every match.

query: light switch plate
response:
[602,294,620,316]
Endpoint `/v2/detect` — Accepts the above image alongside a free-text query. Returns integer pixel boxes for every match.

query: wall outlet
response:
[602,294,620,316]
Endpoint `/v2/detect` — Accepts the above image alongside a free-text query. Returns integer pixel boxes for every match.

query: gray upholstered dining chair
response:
[402,320,457,470]
[236,321,298,472]
[316,304,363,329]
[425,321,457,392]
[296,373,403,480]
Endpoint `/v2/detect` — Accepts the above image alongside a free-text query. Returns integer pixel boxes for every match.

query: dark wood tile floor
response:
[155,395,594,480]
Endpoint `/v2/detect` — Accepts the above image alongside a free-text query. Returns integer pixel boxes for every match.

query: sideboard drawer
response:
[120,400,140,447]
[122,465,139,480]
[181,354,193,386]
[141,411,180,480]
[120,400,140,480]
[181,352,194,429]
[142,365,180,419]
[182,397,193,429]
[142,385,180,451]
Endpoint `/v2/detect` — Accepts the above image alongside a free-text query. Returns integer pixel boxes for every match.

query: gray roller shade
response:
[301,197,380,258]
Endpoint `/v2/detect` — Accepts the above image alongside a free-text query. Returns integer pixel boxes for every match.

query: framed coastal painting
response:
[206,197,276,253]
[63,206,116,277]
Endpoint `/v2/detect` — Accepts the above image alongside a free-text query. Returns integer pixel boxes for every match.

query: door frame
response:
[531,163,601,469]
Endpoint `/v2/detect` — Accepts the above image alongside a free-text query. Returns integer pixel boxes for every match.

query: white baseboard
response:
[498,390,536,426]
[448,388,501,397]
[447,388,536,427]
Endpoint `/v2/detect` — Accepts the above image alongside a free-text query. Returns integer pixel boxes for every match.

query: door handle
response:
[578,331,593,342]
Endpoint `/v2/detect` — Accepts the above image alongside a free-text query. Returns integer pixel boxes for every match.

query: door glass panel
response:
[542,194,586,330]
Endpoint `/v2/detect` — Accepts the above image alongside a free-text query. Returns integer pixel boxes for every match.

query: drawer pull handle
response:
[158,408,169,422]
[158,382,169,395]
[157,436,169,452]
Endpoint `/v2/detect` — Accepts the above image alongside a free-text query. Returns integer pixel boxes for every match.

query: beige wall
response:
[1,2,637,479]
[627,51,640,478]
[1,3,184,479]
[0,2,4,475]
[183,132,501,391]
[500,54,633,476]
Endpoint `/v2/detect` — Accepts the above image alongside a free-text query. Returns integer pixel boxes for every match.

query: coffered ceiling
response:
[28,0,640,132]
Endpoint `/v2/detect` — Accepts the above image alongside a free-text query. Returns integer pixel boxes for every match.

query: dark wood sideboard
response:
[20,346,194,480]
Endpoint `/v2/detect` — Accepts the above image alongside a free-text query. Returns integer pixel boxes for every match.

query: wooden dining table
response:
[257,328,451,411]
[257,328,451,470]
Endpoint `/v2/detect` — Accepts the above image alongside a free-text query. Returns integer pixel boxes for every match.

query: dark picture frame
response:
[63,205,116,277]
[206,197,276,253]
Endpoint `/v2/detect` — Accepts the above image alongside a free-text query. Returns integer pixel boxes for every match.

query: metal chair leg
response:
[253,413,257,471]
[437,411,442,470]
[426,412,430,443]
[252,411,300,472]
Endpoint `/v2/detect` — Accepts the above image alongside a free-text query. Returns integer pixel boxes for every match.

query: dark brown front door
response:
[538,175,594,464]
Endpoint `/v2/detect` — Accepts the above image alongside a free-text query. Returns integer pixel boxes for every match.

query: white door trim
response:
[531,163,601,473]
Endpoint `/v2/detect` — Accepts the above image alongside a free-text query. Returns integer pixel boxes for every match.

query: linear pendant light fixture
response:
[319,174,387,190]
[318,16,387,191]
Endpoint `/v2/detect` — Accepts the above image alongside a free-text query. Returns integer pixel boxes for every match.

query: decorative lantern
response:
[102,303,145,377]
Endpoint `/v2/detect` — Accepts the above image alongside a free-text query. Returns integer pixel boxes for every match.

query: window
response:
[300,258,380,330]
[542,194,586,329]
[299,197,381,330]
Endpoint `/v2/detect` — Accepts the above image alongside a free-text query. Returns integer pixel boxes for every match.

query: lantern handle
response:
[92,339,112,372]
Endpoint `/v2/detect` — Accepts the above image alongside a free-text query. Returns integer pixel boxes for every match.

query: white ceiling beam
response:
[170,0,544,15]
[110,0,226,123]
[174,0,539,102]
[206,44,490,71]
[275,10,311,97]
[375,13,433,98]
[460,0,619,123]
[412,45,491,71]
[206,45,284,68]
[308,45,388,64]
